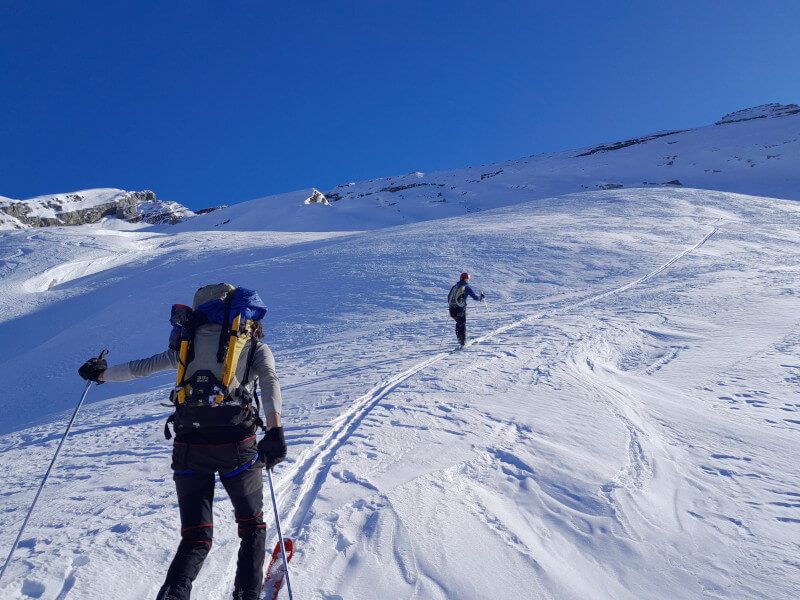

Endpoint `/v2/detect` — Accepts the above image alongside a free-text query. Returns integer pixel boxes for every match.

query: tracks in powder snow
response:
[269,225,718,561]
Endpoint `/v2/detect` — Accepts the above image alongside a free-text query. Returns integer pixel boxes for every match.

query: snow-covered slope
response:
[1,105,800,600]
[1,186,799,599]
[0,189,194,230]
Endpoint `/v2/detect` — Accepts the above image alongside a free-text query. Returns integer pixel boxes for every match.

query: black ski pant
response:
[449,306,467,345]
[157,437,266,600]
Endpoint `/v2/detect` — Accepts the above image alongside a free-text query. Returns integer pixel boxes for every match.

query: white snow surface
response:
[1,108,800,599]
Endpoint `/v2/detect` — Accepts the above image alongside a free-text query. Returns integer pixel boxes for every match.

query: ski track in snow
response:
[273,226,717,548]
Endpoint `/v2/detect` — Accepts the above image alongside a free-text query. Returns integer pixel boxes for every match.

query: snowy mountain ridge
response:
[3,103,798,235]
[715,102,800,124]
[178,102,800,233]
[0,188,194,230]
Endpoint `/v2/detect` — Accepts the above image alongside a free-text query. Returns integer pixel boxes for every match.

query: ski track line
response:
[277,351,449,532]
[273,226,718,543]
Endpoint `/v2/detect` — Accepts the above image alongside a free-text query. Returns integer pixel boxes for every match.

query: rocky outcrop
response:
[304,189,330,205]
[0,189,194,229]
[129,197,195,225]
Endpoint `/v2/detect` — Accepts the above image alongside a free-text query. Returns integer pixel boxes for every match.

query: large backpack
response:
[164,283,268,439]
[448,283,466,308]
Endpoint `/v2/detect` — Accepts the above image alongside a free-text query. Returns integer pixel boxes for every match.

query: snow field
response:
[0,188,799,598]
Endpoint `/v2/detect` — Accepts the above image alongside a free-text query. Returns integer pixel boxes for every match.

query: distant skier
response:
[78,284,287,600]
[448,272,485,347]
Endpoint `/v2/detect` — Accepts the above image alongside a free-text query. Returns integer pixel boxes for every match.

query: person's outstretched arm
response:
[465,285,482,302]
[100,350,180,382]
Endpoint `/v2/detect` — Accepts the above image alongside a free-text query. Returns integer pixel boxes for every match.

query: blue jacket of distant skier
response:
[448,280,481,308]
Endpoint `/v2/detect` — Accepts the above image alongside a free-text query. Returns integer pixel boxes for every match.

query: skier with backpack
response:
[447,272,485,347]
[78,284,287,600]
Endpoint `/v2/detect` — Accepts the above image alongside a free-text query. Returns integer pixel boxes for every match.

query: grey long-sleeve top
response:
[103,341,283,415]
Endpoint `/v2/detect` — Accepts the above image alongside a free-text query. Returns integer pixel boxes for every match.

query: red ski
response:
[262,538,294,600]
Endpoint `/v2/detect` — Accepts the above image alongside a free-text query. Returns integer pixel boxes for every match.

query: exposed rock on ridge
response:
[716,103,800,125]
[0,189,194,229]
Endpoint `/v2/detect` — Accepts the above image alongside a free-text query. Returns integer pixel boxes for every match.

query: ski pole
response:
[267,468,294,600]
[0,349,107,587]
[482,297,492,313]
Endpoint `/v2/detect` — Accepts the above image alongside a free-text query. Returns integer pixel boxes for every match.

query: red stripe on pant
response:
[181,523,213,533]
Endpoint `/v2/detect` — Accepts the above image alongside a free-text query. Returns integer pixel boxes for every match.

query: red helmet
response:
[460,272,470,281]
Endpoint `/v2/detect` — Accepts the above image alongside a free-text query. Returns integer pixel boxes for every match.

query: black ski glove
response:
[257,427,287,469]
[480,292,485,301]
[78,356,107,383]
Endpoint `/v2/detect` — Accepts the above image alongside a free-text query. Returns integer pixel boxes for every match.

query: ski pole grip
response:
[94,349,109,386]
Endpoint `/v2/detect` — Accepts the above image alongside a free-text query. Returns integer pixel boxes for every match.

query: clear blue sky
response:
[2,1,798,209]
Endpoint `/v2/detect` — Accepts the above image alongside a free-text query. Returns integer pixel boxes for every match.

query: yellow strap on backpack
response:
[216,315,249,403]
[175,339,190,405]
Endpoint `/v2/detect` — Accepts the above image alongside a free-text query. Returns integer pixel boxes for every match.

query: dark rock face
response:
[577,130,686,157]
[378,182,444,193]
[716,103,800,125]
[0,202,33,223]
[480,169,503,181]
[195,205,229,215]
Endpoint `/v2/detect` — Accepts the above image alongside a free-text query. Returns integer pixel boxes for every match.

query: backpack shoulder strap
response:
[216,291,235,363]
[244,341,267,433]
[243,339,259,384]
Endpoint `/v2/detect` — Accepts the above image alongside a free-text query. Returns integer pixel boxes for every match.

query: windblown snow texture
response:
[1,106,799,599]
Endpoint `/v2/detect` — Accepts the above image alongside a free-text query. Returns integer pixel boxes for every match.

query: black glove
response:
[257,427,287,469]
[78,356,107,383]
[480,292,485,301]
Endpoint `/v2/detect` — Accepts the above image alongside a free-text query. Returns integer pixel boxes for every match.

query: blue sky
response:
[1,1,798,209]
